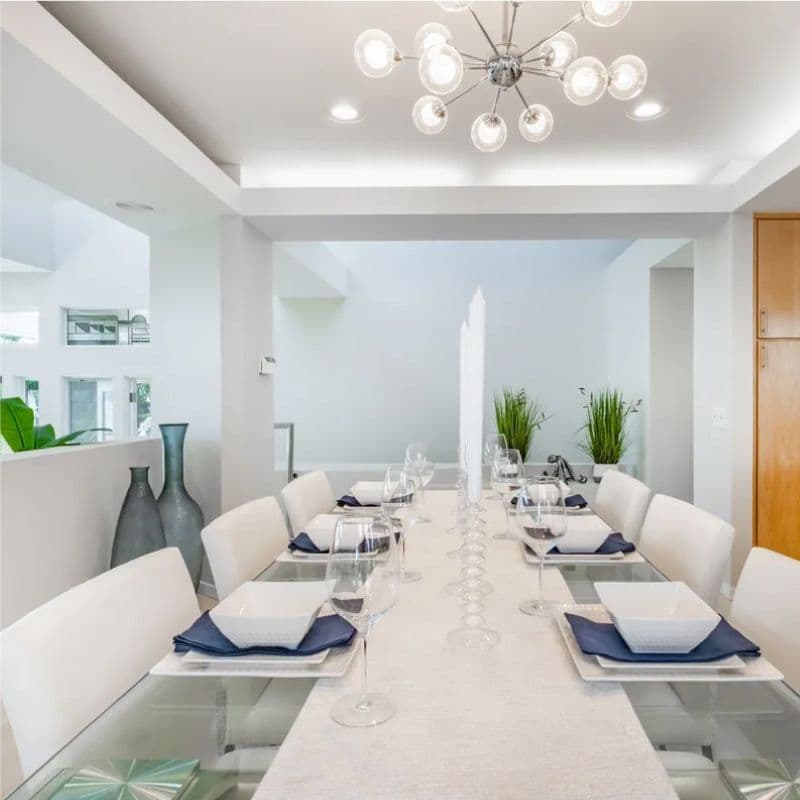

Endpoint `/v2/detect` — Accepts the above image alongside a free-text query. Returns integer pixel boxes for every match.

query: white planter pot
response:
[592,463,620,483]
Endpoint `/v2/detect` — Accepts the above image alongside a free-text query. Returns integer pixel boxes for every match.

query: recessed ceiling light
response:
[115,200,155,212]
[626,101,669,121]
[329,102,363,123]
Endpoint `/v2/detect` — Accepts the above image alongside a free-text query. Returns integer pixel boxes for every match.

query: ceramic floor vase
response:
[111,466,166,568]
[157,423,205,589]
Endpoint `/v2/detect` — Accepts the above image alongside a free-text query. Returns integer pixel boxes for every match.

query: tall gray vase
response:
[110,466,166,568]
[158,423,205,590]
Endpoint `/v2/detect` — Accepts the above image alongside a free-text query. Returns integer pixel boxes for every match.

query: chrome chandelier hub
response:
[486,52,523,88]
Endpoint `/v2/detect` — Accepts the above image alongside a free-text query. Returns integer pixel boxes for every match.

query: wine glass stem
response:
[356,635,371,710]
[401,530,407,579]
[538,559,544,610]
[504,505,510,534]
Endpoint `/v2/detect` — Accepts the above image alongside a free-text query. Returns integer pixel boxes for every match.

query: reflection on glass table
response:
[629,680,800,799]
[556,561,666,603]
[8,674,298,800]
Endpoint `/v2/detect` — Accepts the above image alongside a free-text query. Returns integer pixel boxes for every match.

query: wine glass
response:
[483,433,508,497]
[405,442,435,524]
[382,465,421,583]
[511,477,567,617]
[326,514,400,726]
[490,448,525,540]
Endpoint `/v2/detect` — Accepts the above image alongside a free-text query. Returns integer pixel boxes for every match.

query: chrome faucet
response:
[545,454,588,484]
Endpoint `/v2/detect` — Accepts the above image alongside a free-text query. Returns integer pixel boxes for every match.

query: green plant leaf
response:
[494,388,548,461]
[0,397,35,451]
[41,428,111,448]
[33,424,56,449]
[578,388,641,464]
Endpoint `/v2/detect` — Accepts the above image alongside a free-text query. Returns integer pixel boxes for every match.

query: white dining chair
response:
[280,470,336,534]
[592,470,652,543]
[637,494,734,606]
[202,496,290,600]
[729,546,800,691]
[1,548,199,778]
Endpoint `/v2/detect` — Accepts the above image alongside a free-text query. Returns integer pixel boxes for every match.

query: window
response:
[0,311,39,344]
[130,378,152,438]
[67,378,113,442]
[23,379,40,422]
[65,308,149,345]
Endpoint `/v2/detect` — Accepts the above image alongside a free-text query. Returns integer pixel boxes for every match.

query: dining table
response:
[8,489,800,800]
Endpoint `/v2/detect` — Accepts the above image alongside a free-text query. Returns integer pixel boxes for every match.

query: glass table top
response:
[8,510,800,800]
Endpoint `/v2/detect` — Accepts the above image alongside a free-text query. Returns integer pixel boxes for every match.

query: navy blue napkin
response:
[564,613,760,662]
[552,531,635,555]
[174,612,355,657]
[525,531,634,556]
[337,495,378,508]
[288,532,327,553]
[565,494,588,509]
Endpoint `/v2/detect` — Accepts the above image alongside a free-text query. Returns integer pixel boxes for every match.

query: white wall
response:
[0,438,162,627]
[693,214,754,582]
[1,196,151,439]
[275,240,627,467]
[649,267,693,500]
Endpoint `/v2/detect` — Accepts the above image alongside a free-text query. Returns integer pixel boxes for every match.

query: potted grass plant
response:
[493,388,548,462]
[578,387,642,481]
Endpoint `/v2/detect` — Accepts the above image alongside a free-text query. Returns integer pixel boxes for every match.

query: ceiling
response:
[42,1,800,189]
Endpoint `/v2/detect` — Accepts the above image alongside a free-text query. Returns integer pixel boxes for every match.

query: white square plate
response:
[595,654,745,671]
[520,542,641,565]
[554,605,783,683]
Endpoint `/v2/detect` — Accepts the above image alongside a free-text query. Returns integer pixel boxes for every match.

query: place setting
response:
[554,581,785,683]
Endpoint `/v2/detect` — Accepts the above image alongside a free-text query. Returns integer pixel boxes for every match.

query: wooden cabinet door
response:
[756,217,800,338]
[756,339,800,560]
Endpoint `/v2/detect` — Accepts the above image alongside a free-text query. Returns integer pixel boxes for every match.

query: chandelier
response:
[353,0,647,152]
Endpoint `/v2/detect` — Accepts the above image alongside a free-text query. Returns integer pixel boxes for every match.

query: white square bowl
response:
[594,582,721,654]
[210,580,335,649]
[552,515,612,553]
[350,481,384,505]
[304,513,342,551]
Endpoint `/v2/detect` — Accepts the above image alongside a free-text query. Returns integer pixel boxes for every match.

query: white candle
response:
[459,321,470,472]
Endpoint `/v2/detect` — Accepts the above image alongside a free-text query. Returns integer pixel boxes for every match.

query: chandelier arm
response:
[522,67,564,79]
[505,2,519,54]
[459,52,487,63]
[469,7,501,59]
[513,83,531,112]
[523,54,548,64]
[518,11,584,59]
[442,75,490,108]
[490,88,501,115]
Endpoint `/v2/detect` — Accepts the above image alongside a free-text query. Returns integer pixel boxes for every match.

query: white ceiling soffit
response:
[0,3,238,235]
[0,1,796,239]
[43,1,800,190]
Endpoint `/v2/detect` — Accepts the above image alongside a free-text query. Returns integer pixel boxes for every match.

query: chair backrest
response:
[637,494,734,606]
[202,496,289,600]
[730,547,800,691]
[592,470,652,542]
[280,471,336,534]
[1,548,199,778]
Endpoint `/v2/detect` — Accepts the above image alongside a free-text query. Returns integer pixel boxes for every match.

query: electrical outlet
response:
[712,406,727,429]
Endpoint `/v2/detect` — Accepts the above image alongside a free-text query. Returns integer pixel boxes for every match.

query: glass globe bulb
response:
[608,54,647,100]
[581,0,632,27]
[412,95,448,135]
[418,42,464,95]
[471,113,507,152]
[436,0,473,11]
[539,32,578,69]
[518,104,554,143]
[414,22,452,55]
[354,29,398,78]
[563,56,608,105]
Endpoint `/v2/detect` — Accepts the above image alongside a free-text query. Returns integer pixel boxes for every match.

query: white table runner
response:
[253,490,677,799]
